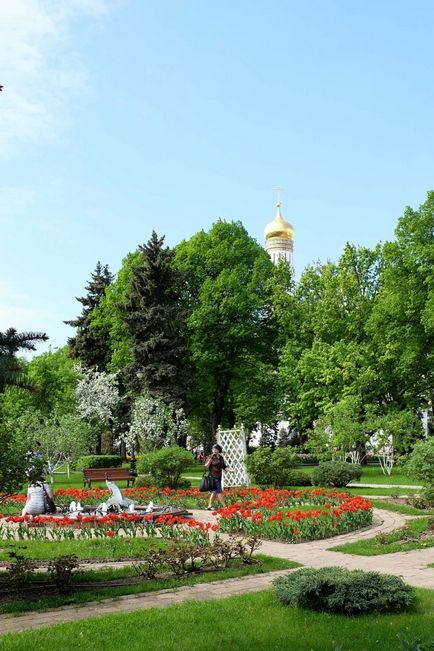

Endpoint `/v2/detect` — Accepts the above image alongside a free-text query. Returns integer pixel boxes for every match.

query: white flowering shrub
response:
[121,392,188,454]
[75,366,121,426]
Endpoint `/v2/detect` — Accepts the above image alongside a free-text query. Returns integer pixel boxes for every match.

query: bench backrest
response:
[83,467,129,478]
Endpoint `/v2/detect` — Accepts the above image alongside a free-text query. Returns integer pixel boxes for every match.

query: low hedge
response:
[273,567,413,615]
[312,461,362,487]
[74,455,123,471]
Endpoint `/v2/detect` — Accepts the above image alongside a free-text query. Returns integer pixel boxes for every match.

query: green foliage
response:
[284,470,312,486]
[137,446,193,487]
[0,423,29,494]
[273,567,413,614]
[48,555,79,594]
[175,220,277,437]
[26,347,79,416]
[8,409,97,474]
[74,455,123,471]
[245,446,298,486]
[404,437,434,487]
[121,231,188,406]
[0,328,48,393]
[91,251,143,373]
[64,261,114,371]
[312,461,362,487]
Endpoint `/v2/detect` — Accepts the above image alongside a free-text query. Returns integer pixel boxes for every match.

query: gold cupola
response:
[264,202,294,241]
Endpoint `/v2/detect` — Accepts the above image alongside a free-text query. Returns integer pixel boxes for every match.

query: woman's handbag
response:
[42,485,56,513]
[199,473,214,492]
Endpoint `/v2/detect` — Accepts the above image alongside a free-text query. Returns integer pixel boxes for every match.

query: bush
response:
[296,453,319,465]
[312,461,362,487]
[245,447,298,486]
[74,455,123,471]
[134,475,155,488]
[273,567,413,615]
[284,470,312,487]
[404,438,434,487]
[137,446,192,488]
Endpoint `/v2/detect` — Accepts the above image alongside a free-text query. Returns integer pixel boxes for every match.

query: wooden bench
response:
[83,467,136,489]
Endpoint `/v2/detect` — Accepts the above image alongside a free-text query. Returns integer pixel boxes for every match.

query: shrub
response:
[273,567,413,615]
[48,555,79,594]
[74,455,123,471]
[404,438,434,487]
[296,453,318,465]
[245,447,298,486]
[134,475,155,488]
[137,446,192,488]
[312,461,362,487]
[284,470,312,487]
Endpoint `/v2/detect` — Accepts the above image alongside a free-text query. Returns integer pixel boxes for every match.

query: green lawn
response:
[330,517,434,555]
[0,536,164,561]
[1,588,433,650]
[370,499,434,516]
[0,554,297,615]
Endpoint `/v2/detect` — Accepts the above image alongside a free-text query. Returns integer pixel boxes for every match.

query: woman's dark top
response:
[208,454,227,479]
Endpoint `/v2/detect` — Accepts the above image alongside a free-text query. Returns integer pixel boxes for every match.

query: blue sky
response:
[1,0,434,354]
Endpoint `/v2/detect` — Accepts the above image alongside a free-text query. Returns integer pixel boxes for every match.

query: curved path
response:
[0,507,433,636]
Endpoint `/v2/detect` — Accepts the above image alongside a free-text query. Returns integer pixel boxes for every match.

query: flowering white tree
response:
[75,366,121,425]
[121,392,189,454]
[368,430,394,475]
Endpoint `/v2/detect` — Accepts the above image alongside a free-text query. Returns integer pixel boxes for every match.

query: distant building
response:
[264,201,294,267]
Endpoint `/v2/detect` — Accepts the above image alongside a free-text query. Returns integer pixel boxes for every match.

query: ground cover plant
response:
[1,588,433,651]
[330,517,434,555]
[273,567,413,614]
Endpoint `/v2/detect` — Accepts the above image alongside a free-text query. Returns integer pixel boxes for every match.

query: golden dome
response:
[264,203,294,241]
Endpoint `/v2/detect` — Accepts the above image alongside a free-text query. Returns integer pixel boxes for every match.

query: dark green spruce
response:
[121,231,188,406]
[64,262,114,370]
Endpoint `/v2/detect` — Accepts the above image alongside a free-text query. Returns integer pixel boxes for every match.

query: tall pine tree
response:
[121,231,187,406]
[65,262,114,370]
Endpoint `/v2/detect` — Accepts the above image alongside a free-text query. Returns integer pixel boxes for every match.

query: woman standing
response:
[204,444,227,510]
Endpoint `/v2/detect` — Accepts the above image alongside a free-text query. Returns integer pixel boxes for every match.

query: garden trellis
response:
[217,425,249,488]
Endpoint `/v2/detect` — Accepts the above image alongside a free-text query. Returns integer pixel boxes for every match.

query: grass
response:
[1,588,433,650]
[0,554,298,615]
[0,536,165,562]
[370,499,434,516]
[330,517,434,555]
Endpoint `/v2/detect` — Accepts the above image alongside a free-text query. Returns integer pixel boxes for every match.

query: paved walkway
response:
[0,508,433,636]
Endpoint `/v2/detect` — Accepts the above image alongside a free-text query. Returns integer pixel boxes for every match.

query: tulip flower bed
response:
[0,486,208,513]
[1,487,372,544]
[0,512,215,543]
[214,489,373,541]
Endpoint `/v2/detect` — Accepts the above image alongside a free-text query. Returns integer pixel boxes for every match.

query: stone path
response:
[0,507,433,636]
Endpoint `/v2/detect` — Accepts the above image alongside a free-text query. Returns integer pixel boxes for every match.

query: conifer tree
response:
[64,262,113,370]
[121,231,187,406]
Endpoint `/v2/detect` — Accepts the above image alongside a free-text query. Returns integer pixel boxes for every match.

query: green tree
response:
[0,328,48,393]
[90,251,143,373]
[367,192,434,423]
[121,231,188,406]
[175,220,277,438]
[64,261,113,370]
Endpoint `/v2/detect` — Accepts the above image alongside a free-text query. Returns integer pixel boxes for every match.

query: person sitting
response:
[21,461,55,516]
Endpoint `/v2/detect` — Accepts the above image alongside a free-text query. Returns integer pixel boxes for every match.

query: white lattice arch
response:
[217,425,249,488]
